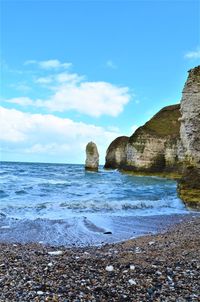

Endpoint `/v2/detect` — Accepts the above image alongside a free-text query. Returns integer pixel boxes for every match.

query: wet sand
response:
[0,214,200,301]
[0,213,193,246]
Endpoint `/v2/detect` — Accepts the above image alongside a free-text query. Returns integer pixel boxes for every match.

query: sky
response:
[0,0,200,164]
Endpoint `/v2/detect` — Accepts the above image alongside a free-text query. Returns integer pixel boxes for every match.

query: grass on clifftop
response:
[130,104,181,140]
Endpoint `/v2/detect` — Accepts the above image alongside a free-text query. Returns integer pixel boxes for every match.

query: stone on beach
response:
[128,279,136,285]
[0,216,199,301]
[85,141,99,171]
[105,265,114,272]
[48,251,63,256]
[130,264,135,270]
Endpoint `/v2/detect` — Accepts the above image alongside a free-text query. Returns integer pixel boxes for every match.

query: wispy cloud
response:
[35,72,84,86]
[9,83,31,93]
[184,49,200,59]
[24,59,72,69]
[6,97,35,106]
[106,60,117,69]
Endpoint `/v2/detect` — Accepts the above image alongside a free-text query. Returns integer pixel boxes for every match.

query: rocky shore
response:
[0,215,199,302]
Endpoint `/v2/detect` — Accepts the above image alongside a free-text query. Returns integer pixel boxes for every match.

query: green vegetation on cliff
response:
[129,104,181,143]
[105,104,182,173]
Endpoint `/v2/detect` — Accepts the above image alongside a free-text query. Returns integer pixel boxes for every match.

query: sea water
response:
[0,161,189,246]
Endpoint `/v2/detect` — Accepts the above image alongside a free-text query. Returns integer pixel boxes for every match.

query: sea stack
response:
[85,142,99,171]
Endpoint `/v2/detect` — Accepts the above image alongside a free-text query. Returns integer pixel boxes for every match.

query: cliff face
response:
[104,136,129,169]
[105,105,184,175]
[104,65,200,208]
[178,66,200,208]
[180,66,200,166]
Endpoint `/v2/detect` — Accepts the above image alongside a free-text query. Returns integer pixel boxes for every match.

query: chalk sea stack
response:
[104,65,200,208]
[85,142,99,171]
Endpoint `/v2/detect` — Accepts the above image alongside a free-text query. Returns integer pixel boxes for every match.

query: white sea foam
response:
[0,162,192,246]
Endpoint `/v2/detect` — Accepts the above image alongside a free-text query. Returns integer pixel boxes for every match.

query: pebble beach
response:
[0,215,199,302]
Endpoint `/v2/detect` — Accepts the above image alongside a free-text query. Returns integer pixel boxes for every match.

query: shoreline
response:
[0,212,195,247]
[0,215,199,301]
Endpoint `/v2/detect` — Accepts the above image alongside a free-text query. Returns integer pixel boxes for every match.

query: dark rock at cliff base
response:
[85,142,99,171]
[178,167,200,209]
[105,104,184,175]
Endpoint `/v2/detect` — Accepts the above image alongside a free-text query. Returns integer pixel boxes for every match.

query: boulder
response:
[85,142,99,171]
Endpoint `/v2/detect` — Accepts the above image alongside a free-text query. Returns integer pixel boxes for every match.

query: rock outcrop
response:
[178,66,200,208]
[105,104,184,176]
[104,136,129,169]
[104,65,200,208]
[85,142,99,171]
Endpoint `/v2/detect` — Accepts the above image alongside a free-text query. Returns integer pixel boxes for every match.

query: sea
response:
[0,161,193,246]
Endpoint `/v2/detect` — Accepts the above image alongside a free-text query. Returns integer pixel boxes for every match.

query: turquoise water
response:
[0,161,189,245]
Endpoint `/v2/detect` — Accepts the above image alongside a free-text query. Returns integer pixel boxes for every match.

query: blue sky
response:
[1,0,200,164]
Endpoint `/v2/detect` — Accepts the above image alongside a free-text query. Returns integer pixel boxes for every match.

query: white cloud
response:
[40,81,130,117]
[7,77,131,117]
[6,59,132,117]
[35,76,53,84]
[106,60,117,69]
[6,97,34,106]
[0,106,120,163]
[25,59,72,69]
[55,72,85,84]
[184,49,200,59]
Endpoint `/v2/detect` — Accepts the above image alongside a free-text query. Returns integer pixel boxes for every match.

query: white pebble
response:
[148,241,155,245]
[48,262,53,267]
[37,291,44,295]
[106,265,114,272]
[48,251,63,256]
[135,247,141,253]
[128,279,136,285]
[167,275,173,282]
[130,265,135,270]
